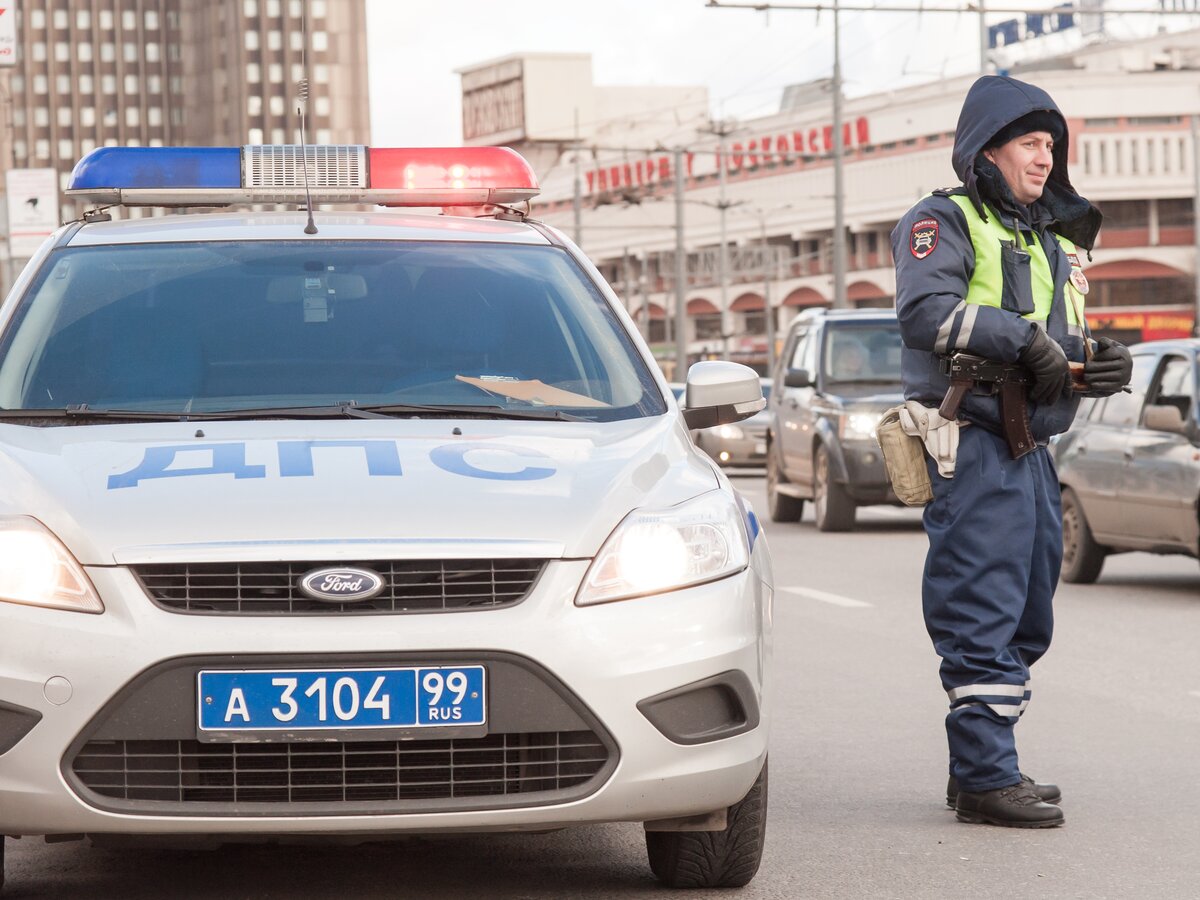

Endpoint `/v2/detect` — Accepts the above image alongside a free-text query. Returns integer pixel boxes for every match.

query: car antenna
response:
[295,4,317,235]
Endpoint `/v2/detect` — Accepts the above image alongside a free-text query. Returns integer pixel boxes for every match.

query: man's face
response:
[983,131,1054,205]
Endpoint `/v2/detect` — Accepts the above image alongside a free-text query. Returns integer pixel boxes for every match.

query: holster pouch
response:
[875,405,933,507]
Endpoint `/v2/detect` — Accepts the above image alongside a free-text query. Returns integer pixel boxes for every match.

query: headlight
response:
[576,491,749,606]
[841,411,882,441]
[713,424,745,440]
[0,517,103,613]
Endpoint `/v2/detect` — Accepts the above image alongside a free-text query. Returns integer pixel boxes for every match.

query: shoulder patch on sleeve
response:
[909,218,939,260]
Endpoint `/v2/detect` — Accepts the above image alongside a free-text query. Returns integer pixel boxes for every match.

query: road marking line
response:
[781,586,873,608]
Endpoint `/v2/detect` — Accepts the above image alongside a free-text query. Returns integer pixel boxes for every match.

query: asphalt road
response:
[4,473,1199,899]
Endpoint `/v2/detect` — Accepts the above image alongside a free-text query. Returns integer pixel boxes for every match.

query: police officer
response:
[889,75,1133,828]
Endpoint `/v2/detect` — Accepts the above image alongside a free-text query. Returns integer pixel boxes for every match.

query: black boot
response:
[946,773,1061,808]
[955,781,1065,828]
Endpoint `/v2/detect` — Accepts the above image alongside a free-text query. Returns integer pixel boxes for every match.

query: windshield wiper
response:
[0,402,585,423]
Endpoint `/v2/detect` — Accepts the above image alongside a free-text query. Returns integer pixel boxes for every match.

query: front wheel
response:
[1060,487,1106,583]
[646,760,768,889]
[813,444,855,532]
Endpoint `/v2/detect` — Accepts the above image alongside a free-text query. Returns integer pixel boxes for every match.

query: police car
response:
[0,145,773,891]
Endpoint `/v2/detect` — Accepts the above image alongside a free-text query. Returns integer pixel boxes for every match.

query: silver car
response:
[1052,338,1200,583]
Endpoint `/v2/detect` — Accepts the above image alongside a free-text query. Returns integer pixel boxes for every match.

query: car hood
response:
[0,417,716,565]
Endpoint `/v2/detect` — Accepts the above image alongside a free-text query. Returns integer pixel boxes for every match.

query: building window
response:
[126,138,141,147]
[247,62,261,82]
[11,108,23,126]
[148,107,162,127]
[314,64,328,83]
[122,10,136,30]
[57,107,71,127]
[316,128,331,144]
[56,74,71,94]
[126,107,140,126]
[245,0,259,15]
[81,107,95,126]
[1158,198,1195,228]
[271,127,286,144]
[171,108,184,126]
[81,138,96,154]
[78,42,93,62]
[10,75,23,93]
[102,74,116,94]
[315,96,330,116]
[104,138,118,147]
[268,0,282,16]
[30,10,46,29]
[291,31,304,51]
[145,10,159,29]
[168,43,181,61]
[269,95,285,116]
[166,10,180,29]
[77,10,91,29]
[246,31,260,50]
[248,95,263,115]
[149,138,163,147]
[125,74,139,93]
[53,9,68,29]
[100,11,114,30]
[35,139,50,160]
[101,42,115,62]
[169,76,183,94]
[34,107,49,126]
[55,42,70,62]
[78,74,94,95]
[33,75,48,94]
[312,31,328,52]
[291,63,304,82]
[147,74,161,94]
[32,42,47,62]
[248,127,264,144]
[104,108,118,126]
[313,0,327,17]
[1102,200,1148,230]
[268,30,282,50]
[269,63,283,82]
[146,42,160,62]
[124,43,138,62]
[59,139,74,160]
[290,0,303,16]
[13,140,26,160]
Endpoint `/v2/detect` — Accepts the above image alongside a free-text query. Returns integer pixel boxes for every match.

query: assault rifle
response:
[938,353,1037,460]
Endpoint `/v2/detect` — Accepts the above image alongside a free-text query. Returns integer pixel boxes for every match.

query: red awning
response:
[847,280,889,301]
[687,297,720,315]
[730,293,764,312]
[782,287,827,307]
[1083,259,1188,280]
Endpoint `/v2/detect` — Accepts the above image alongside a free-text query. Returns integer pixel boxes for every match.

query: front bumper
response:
[839,439,898,503]
[0,556,771,836]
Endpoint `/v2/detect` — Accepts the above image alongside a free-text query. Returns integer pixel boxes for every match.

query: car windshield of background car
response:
[0,241,666,422]
[822,324,902,384]
[1097,354,1157,427]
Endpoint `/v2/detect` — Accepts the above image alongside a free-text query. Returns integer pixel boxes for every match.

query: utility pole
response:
[572,108,583,247]
[760,214,777,374]
[979,0,989,75]
[674,147,688,380]
[717,124,733,356]
[1193,114,1200,336]
[831,0,847,308]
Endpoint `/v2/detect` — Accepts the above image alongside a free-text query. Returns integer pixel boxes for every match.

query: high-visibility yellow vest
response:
[947,193,1088,338]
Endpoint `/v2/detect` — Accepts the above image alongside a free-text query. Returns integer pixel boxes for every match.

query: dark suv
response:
[766,308,905,530]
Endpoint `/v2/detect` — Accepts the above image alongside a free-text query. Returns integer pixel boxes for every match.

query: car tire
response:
[646,760,768,889]
[1060,487,1106,584]
[813,444,855,532]
[766,445,803,522]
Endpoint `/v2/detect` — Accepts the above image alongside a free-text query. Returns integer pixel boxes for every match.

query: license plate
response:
[197,666,486,733]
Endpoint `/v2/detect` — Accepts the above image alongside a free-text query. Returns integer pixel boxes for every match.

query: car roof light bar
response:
[66,145,540,207]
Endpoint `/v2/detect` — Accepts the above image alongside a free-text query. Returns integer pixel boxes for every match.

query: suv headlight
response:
[576,491,749,606]
[0,517,103,613]
[840,411,883,441]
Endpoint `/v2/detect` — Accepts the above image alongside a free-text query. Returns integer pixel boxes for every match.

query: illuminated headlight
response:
[576,491,749,606]
[713,424,745,440]
[841,411,882,441]
[0,517,103,613]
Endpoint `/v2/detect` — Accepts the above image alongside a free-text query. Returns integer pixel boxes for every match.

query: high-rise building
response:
[0,0,369,228]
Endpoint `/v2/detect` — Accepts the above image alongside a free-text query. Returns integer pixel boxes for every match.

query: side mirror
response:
[784,368,813,389]
[1142,403,1187,435]
[682,361,766,430]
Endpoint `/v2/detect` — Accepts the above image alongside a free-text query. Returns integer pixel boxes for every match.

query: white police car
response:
[0,145,772,891]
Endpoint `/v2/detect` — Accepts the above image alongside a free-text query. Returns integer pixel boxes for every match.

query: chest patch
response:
[1070,267,1089,294]
[910,218,939,259]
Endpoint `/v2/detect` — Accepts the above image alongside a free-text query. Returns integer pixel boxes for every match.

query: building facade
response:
[484,31,1200,375]
[0,0,368,273]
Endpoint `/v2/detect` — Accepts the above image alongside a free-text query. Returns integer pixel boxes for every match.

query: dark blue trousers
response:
[922,425,1061,793]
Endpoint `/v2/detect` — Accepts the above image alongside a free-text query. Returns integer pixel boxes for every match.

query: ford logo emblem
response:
[297,567,386,603]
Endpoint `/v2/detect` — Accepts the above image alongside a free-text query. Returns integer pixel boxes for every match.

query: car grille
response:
[133,560,544,614]
[71,731,609,808]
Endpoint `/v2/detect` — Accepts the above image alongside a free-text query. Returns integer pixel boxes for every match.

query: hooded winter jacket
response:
[889,75,1102,442]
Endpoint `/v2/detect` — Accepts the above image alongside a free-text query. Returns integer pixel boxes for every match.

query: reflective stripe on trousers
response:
[922,425,1061,793]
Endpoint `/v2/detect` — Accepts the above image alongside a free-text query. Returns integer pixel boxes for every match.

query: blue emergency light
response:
[66,145,540,208]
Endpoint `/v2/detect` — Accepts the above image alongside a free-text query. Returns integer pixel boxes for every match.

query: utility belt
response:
[937,353,1036,460]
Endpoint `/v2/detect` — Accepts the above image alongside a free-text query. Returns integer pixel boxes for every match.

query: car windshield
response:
[0,240,665,422]
[822,322,903,385]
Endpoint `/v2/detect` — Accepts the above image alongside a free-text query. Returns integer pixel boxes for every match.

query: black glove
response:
[1018,327,1070,406]
[1083,336,1133,396]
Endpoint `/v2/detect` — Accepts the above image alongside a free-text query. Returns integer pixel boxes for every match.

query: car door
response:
[776,325,820,485]
[1066,352,1157,542]
[1118,352,1199,548]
